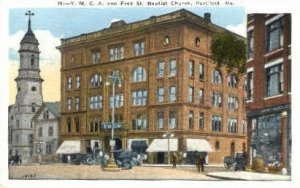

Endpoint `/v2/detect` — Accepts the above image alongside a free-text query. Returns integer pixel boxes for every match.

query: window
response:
[75,97,80,111]
[132,114,147,130]
[199,89,204,104]
[157,87,164,103]
[46,143,53,155]
[134,41,145,56]
[241,120,247,134]
[75,118,80,133]
[132,90,147,106]
[163,36,170,45]
[89,95,103,110]
[110,94,124,108]
[43,110,49,119]
[38,127,43,137]
[157,61,164,77]
[228,74,238,88]
[28,134,33,146]
[215,141,220,150]
[265,64,283,97]
[211,115,222,132]
[67,77,72,90]
[247,30,254,59]
[169,111,176,129]
[227,96,238,110]
[67,118,71,133]
[66,98,71,111]
[199,112,204,129]
[169,86,176,102]
[70,55,75,63]
[32,103,36,112]
[16,120,19,129]
[188,111,194,129]
[75,76,80,89]
[247,71,254,100]
[16,134,19,144]
[228,118,238,133]
[199,63,204,80]
[48,126,53,137]
[195,37,200,46]
[189,86,194,103]
[132,66,146,82]
[169,60,176,76]
[212,92,222,107]
[266,18,283,52]
[90,119,102,133]
[109,46,124,61]
[31,86,36,91]
[31,55,35,67]
[109,114,123,123]
[92,51,101,64]
[90,74,102,87]
[157,112,164,129]
[189,60,194,77]
[212,69,222,84]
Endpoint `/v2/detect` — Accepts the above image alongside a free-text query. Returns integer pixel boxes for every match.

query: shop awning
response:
[146,139,178,152]
[56,140,86,154]
[128,139,148,150]
[186,139,213,152]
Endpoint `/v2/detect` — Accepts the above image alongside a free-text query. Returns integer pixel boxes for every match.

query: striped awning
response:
[56,140,86,154]
[186,139,213,152]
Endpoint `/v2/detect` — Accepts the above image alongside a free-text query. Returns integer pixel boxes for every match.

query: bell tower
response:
[15,10,43,111]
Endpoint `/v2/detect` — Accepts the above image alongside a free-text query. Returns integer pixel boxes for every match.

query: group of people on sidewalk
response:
[170,152,207,173]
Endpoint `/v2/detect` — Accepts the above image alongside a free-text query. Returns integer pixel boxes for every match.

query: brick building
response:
[57,9,247,164]
[246,14,291,172]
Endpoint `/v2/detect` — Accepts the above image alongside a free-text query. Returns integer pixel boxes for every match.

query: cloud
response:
[226,22,247,37]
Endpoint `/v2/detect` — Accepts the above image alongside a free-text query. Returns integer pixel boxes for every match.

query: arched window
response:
[132,66,146,82]
[212,69,222,84]
[90,74,102,87]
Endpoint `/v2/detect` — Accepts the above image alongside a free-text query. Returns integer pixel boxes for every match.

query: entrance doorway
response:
[114,137,122,150]
[157,152,165,164]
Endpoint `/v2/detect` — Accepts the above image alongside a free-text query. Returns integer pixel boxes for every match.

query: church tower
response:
[9,11,44,163]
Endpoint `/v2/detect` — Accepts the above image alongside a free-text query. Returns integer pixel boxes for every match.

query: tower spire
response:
[25,10,34,33]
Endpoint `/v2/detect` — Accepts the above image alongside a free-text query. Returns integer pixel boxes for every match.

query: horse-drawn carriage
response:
[224,152,247,171]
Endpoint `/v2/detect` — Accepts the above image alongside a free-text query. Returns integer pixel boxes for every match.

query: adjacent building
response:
[246,14,291,173]
[58,9,247,164]
[8,12,60,163]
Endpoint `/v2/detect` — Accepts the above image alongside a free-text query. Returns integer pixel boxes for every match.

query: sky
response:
[8,7,246,104]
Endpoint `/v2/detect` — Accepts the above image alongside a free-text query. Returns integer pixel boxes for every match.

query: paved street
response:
[9,164,222,180]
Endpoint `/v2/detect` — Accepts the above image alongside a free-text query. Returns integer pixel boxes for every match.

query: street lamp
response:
[163,132,174,165]
[103,71,122,171]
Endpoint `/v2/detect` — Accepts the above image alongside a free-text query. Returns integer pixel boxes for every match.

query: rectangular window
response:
[66,98,71,111]
[67,118,71,133]
[189,111,194,129]
[169,60,176,76]
[157,62,164,77]
[247,72,254,100]
[109,46,124,61]
[212,92,222,107]
[38,127,43,137]
[212,70,222,84]
[16,119,19,129]
[89,95,103,110]
[92,51,101,64]
[43,110,49,119]
[169,111,176,129]
[66,77,72,90]
[75,118,80,133]
[266,18,283,52]
[199,89,204,104]
[199,63,204,80]
[227,96,239,110]
[228,74,238,88]
[169,86,176,102]
[75,76,80,89]
[247,30,254,59]
[157,87,164,103]
[75,97,80,111]
[228,118,238,133]
[265,64,283,97]
[189,86,194,103]
[189,60,194,78]
[211,115,222,132]
[28,134,33,146]
[199,112,204,129]
[48,126,53,137]
[110,94,124,108]
[132,90,147,106]
[46,143,53,155]
[157,112,164,129]
[132,115,147,131]
[134,41,145,56]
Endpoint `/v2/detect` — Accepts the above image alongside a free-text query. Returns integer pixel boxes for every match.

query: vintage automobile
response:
[8,155,21,165]
[224,152,247,171]
[113,149,141,169]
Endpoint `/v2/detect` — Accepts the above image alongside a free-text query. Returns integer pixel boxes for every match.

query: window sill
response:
[264,94,284,100]
[246,100,253,103]
[264,48,283,57]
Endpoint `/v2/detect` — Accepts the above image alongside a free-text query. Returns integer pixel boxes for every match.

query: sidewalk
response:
[206,171,291,181]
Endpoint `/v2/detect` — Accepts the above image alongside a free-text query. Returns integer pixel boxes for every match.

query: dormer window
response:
[163,36,170,45]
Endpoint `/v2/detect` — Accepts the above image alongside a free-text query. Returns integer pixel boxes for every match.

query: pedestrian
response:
[67,154,71,164]
[195,154,201,172]
[170,152,178,168]
[199,153,206,172]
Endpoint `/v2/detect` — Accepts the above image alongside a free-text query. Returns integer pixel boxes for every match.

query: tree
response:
[211,32,246,73]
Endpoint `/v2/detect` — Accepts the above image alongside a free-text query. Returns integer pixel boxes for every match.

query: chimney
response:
[204,12,211,23]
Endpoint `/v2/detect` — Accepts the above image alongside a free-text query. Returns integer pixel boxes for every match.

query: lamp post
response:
[103,71,122,171]
[163,132,174,165]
